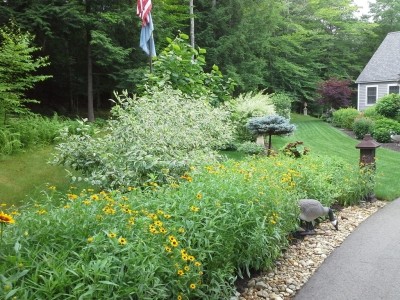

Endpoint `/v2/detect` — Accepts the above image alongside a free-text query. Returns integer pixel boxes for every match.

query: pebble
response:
[238,201,386,299]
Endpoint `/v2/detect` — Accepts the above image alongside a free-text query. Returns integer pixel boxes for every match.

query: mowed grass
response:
[1,114,399,207]
[272,114,400,200]
[0,146,87,206]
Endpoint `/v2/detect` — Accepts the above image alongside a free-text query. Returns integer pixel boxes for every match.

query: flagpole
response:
[149,33,153,73]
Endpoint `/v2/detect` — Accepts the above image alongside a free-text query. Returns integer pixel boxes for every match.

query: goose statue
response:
[390,133,400,146]
[298,199,338,235]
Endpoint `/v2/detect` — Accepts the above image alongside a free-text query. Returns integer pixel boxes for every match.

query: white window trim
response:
[366,85,378,106]
[388,84,400,94]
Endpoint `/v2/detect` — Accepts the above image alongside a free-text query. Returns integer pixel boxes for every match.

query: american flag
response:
[137,0,156,57]
[137,0,152,27]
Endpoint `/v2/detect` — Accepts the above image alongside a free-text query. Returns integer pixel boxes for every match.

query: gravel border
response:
[237,200,387,300]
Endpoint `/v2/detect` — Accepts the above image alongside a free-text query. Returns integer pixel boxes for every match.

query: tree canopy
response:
[0,0,397,117]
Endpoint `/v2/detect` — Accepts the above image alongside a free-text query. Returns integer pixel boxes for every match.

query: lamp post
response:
[355,134,380,201]
[355,134,381,166]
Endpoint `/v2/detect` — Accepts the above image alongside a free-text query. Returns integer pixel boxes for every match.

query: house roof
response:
[356,31,400,84]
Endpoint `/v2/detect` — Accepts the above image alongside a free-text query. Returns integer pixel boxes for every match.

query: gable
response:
[356,32,400,84]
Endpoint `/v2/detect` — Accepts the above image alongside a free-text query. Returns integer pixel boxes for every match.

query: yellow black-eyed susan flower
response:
[118,237,127,245]
[0,211,15,224]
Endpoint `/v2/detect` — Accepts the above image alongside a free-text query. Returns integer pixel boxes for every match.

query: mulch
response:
[339,128,400,152]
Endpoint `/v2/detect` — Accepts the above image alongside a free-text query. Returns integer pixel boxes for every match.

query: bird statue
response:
[390,133,400,146]
[298,199,339,235]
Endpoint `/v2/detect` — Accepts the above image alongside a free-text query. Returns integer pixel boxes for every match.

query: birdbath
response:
[355,134,380,166]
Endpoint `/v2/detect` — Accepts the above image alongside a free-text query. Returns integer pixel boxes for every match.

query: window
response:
[389,85,399,94]
[367,86,377,105]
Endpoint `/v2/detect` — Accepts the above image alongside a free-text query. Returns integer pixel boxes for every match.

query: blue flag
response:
[139,13,156,57]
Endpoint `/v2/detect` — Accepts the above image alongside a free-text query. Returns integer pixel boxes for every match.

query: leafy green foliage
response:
[0,22,50,123]
[281,141,309,158]
[236,141,265,155]
[332,108,360,129]
[374,93,400,119]
[270,92,293,119]
[140,33,235,106]
[228,91,276,142]
[0,115,78,156]
[362,106,383,120]
[0,154,374,299]
[352,117,374,139]
[247,115,296,155]
[372,118,400,143]
[52,86,234,188]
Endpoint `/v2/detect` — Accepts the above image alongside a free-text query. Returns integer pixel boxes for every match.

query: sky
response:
[353,0,376,16]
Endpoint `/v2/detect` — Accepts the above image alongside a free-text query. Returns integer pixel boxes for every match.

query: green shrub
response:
[375,93,400,119]
[270,92,293,119]
[237,141,265,155]
[0,154,374,299]
[281,141,309,158]
[362,106,383,120]
[332,108,360,129]
[352,117,374,139]
[372,118,400,142]
[52,86,234,189]
[228,91,276,142]
[0,127,22,156]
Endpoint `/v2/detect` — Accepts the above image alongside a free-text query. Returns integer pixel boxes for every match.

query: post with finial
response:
[303,102,308,115]
[355,134,380,201]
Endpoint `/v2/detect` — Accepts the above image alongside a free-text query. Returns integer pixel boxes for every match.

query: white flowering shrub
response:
[228,91,276,142]
[52,86,234,188]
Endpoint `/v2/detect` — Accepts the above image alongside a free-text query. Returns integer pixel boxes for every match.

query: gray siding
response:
[357,81,399,111]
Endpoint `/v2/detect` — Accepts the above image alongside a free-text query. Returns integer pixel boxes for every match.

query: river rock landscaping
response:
[237,200,386,300]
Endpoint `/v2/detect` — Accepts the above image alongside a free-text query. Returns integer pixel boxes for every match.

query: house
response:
[356,31,400,111]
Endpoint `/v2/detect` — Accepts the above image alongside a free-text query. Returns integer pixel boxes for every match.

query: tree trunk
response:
[87,37,95,122]
[212,0,216,8]
[190,0,195,48]
[267,134,272,156]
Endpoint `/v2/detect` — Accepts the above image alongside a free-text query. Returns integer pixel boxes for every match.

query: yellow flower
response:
[48,185,56,191]
[188,255,195,261]
[165,246,172,253]
[170,239,179,247]
[154,220,163,227]
[194,261,201,267]
[90,194,99,201]
[0,212,15,224]
[108,232,117,238]
[67,193,78,200]
[189,283,196,289]
[87,236,94,243]
[177,269,184,276]
[190,206,199,212]
[181,253,188,261]
[177,294,183,300]
[178,227,185,234]
[118,237,127,245]
[184,266,190,271]
[196,193,202,200]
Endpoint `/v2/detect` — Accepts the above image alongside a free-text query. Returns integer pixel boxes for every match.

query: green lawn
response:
[272,114,400,200]
[1,114,399,207]
[0,146,86,206]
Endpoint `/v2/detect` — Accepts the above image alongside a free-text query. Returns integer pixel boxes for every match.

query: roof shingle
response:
[356,31,400,83]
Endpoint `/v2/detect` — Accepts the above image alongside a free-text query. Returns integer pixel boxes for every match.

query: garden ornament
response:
[298,199,338,235]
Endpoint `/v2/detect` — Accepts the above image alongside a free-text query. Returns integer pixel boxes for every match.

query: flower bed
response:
[0,154,373,299]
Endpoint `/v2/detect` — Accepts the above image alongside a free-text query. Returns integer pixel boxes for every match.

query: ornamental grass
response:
[0,154,373,299]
